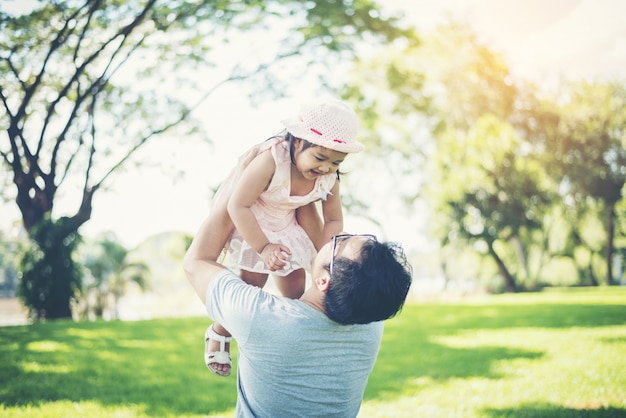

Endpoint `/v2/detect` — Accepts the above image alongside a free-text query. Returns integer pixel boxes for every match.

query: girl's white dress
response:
[223,137,337,275]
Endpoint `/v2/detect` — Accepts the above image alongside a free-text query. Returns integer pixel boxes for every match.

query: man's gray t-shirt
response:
[205,269,384,418]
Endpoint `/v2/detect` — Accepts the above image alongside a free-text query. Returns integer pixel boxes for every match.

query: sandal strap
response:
[206,325,232,352]
[206,350,231,365]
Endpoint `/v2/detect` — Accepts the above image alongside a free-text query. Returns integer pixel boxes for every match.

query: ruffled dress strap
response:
[213,137,285,207]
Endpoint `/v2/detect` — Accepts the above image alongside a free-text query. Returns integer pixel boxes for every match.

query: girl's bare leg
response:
[274,268,306,299]
[240,269,270,288]
[296,202,324,251]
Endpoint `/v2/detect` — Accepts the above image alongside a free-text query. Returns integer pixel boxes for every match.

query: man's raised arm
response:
[183,205,234,305]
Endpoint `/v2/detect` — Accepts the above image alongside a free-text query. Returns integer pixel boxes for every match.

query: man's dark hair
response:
[324,240,413,325]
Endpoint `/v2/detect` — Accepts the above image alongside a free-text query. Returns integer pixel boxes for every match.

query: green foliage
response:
[344,20,626,292]
[294,0,411,53]
[18,217,82,320]
[1,288,625,417]
[520,81,626,285]
[420,22,517,128]
[428,115,553,291]
[80,232,150,320]
[543,82,626,203]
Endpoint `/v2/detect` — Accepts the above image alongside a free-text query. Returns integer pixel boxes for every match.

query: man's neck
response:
[299,287,325,314]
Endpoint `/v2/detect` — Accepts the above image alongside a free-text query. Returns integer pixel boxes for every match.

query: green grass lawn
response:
[1,287,625,417]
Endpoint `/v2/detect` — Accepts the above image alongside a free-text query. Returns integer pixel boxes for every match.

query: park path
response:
[0,298,28,326]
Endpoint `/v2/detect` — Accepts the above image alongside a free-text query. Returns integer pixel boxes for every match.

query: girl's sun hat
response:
[281,99,364,153]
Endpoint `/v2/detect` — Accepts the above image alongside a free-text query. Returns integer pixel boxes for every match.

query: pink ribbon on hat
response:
[309,127,346,144]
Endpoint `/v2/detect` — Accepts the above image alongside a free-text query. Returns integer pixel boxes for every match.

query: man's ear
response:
[313,273,331,293]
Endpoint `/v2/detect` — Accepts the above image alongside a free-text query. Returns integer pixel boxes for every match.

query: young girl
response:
[202,99,364,377]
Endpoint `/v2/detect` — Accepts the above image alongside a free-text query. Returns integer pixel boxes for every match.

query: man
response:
[183,215,413,417]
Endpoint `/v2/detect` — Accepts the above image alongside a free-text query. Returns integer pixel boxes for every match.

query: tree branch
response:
[73,0,103,64]
[17,2,85,128]
[3,51,32,164]
[53,31,148,191]
[4,48,28,93]
[92,68,240,191]
[0,148,10,166]
[0,86,13,120]
[37,0,157,155]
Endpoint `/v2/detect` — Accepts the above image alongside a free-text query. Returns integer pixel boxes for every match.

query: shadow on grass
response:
[482,402,626,417]
[1,300,625,416]
[601,335,626,345]
[364,302,626,401]
[0,317,236,417]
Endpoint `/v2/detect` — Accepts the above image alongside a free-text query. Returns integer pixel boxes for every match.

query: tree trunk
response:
[19,217,80,320]
[487,241,518,292]
[588,261,599,286]
[18,188,95,321]
[511,235,529,279]
[605,201,616,285]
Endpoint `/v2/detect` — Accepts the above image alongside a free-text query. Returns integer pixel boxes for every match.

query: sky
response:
[2,0,625,251]
[389,0,626,83]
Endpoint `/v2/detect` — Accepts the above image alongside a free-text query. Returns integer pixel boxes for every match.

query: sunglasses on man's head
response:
[329,234,377,279]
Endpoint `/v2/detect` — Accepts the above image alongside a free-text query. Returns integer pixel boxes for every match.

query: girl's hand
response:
[260,243,291,271]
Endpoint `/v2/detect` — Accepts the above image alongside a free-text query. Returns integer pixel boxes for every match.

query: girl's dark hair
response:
[324,241,413,325]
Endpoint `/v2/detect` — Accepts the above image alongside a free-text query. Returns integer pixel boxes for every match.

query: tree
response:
[556,82,626,285]
[344,22,547,292]
[19,215,82,319]
[522,81,626,285]
[82,233,149,319]
[343,20,626,291]
[0,0,409,319]
[427,115,551,292]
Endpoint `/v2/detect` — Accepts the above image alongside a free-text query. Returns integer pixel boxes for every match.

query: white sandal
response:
[205,325,232,377]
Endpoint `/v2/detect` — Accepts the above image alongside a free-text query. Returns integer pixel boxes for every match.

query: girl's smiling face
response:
[293,138,347,180]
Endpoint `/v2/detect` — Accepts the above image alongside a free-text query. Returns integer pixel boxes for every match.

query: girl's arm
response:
[320,180,344,244]
[227,150,290,269]
[183,178,239,304]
